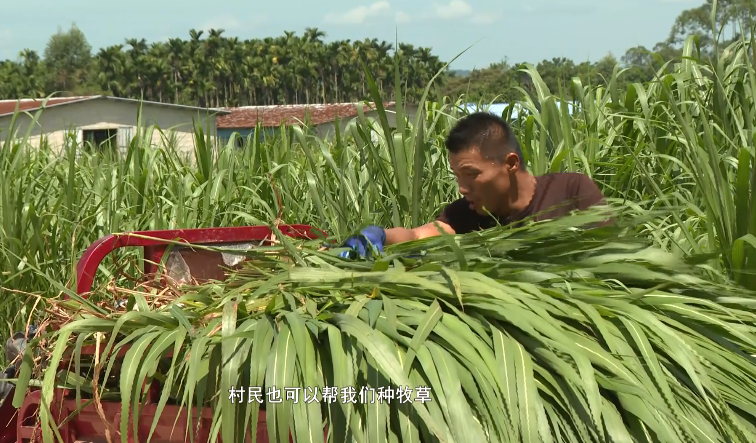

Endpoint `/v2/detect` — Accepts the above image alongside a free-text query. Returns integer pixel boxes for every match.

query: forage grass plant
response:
[0,33,749,314]
[1,24,756,440]
[508,34,756,289]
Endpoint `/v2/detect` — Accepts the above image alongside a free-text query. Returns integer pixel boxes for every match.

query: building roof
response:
[0,95,231,118]
[217,102,396,129]
[0,96,91,116]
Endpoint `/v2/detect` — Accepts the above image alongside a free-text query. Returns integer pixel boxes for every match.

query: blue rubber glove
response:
[339,225,386,259]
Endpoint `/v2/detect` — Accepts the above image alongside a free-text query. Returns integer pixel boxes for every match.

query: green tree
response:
[42,23,93,93]
[667,0,756,53]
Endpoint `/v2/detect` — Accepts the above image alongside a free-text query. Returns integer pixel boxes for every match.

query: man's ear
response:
[504,152,519,172]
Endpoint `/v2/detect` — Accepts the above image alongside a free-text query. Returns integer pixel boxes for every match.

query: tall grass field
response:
[1,34,756,443]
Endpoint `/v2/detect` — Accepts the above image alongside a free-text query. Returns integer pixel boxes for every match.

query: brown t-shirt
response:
[436,172,606,234]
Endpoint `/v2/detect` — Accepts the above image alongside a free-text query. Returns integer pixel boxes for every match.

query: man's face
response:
[448,148,517,216]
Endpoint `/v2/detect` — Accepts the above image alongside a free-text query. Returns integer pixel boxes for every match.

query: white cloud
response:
[324,1,392,25]
[395,11,411,24]
[431,2,498,24]
[434,1,472,20]
[471,14,498,24]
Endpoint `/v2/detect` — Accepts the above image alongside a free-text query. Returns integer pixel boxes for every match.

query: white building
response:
[0,95,230,156]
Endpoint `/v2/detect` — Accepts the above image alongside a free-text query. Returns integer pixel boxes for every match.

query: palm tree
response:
[166,38,186,103]
[0,28,448,105]
[95,45,126,97]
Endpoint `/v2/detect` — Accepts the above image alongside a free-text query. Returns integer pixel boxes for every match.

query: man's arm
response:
[384,220,455,245]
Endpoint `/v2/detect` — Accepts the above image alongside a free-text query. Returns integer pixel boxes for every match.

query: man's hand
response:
[335,221,455,259]
[339,225,386,259]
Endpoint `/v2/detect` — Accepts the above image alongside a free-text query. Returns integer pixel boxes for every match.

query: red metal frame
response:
[75,224,326,295]
[1,224,329,443]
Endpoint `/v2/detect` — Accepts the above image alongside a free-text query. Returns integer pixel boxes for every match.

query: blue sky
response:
[0,0,698,69]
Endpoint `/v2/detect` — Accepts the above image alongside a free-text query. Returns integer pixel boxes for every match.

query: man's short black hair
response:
[445,112,525,170]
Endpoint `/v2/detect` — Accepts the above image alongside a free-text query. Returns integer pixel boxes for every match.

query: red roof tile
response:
[0,96,95,116]
[217,102,395,129]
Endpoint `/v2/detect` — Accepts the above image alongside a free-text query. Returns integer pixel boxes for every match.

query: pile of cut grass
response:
[12,207,756,443]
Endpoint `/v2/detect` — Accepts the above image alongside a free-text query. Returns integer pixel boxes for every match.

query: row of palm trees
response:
[0,27,448,106]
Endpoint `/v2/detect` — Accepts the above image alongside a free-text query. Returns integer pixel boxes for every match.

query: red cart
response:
[0,224,328,443]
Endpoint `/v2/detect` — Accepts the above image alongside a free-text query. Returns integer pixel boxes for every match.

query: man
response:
[340,112,607,258]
